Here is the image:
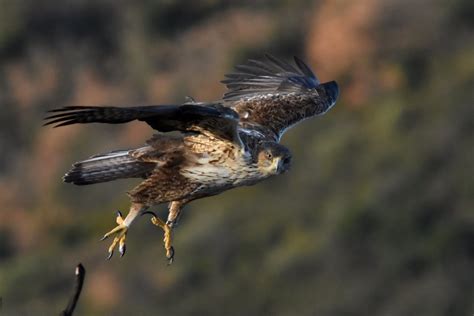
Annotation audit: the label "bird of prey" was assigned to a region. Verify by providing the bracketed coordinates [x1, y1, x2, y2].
[44, 55, 339, 263]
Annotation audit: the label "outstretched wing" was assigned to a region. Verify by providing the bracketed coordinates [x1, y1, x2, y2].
[222, 55, 339, 140]
[44, 103, 241, 144]
[223, 54, 320, 100]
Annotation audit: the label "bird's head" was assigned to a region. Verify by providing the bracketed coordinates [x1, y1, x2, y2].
[257, 142, 292, 176]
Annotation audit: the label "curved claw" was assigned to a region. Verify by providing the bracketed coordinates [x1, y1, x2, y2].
[141, 211, 158, 218]
[119, 243, 126, 257]
[100, 235, 108, 241]
[117, 210, 123, 218]
[106, 250, 114, 260]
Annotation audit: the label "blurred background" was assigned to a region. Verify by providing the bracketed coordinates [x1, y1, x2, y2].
[0, 0, 473, 315]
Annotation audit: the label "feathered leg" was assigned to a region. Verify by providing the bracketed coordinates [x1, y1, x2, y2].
[166, 201, 186, 227]
[101, 203, 147, 259]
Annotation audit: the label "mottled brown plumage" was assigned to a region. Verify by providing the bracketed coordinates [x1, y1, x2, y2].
[222, 54, 338, 141]
[44, 55, 338, 262]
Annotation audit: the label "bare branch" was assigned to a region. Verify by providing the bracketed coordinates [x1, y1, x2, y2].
[60, 263, 86, 316]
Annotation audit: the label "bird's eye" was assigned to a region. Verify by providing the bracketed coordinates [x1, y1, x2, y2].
[266, 152, 273, 159]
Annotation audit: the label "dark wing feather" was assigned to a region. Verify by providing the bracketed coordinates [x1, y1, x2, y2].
[222, 55, 339, 140]
[63, 149, 156, 185]
[44, 103, 241, 144]
[222, 54, 320, 101]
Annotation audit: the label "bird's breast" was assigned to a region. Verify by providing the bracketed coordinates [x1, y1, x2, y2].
[180, 153, 262, 189]
[181, 134, 266, 193]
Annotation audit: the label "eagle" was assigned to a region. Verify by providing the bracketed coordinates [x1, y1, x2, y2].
[44, 55, 339, 263]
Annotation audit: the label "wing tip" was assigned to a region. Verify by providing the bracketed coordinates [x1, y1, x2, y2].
[322, 80, 339, 106]
[222, 54, 321, 100]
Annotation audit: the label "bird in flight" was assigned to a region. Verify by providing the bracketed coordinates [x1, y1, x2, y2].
[44, 55, 339, 263]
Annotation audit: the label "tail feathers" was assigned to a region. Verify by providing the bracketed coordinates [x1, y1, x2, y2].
[64, 150, 156, 185]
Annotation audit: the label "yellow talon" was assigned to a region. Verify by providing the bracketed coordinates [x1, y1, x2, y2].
[101, 211, 128, 259]
[150, 216, 174, 264]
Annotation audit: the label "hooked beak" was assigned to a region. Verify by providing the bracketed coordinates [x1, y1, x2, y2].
[275, 157, 285, 174]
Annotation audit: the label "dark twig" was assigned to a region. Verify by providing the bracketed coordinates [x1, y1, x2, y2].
[61, 263, 86, 316]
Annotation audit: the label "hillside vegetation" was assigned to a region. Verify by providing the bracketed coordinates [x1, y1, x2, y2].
[0, 1, 472, 315]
